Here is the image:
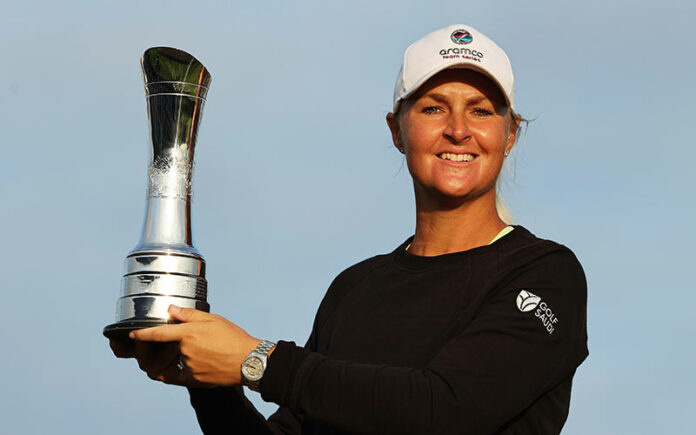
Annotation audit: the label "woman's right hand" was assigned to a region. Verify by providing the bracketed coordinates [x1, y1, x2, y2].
[109, 338, 135, 359]
[109, 338, 209, 388]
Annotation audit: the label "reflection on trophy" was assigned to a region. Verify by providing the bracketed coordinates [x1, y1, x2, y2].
[103, 47, 212, 339]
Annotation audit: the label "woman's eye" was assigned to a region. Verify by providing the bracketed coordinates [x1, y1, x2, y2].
[473, 108, 494, 116]
[421, 106, 441, 114]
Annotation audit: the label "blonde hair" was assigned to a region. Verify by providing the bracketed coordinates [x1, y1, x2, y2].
[496, 109, 526, 224]
[496, 195, 513, 224]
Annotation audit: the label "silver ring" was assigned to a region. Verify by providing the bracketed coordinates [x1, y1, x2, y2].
[176, 356, 185, 371]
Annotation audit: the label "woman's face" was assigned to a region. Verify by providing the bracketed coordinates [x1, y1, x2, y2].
[388, 69, 517, 205]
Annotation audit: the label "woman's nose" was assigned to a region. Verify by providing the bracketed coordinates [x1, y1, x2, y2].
[443, 112, 471, 144]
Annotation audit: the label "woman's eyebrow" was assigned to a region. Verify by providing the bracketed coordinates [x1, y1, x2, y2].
[420, 92, 489, 105]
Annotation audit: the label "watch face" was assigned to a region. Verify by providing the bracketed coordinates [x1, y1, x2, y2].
[242, 356, 264, 381]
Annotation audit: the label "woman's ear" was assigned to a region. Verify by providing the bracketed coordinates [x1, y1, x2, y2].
[505, 117, 520, 156]
[386, 113, 405, 154]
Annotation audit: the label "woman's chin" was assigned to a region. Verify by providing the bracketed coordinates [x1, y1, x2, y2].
[416, 182, 497, 207]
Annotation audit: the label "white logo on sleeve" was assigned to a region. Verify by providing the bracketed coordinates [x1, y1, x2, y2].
[515, 290, 559, 334]
[516, 290, 540, 312]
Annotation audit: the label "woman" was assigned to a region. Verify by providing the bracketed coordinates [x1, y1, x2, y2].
[111, 24, 588, 434]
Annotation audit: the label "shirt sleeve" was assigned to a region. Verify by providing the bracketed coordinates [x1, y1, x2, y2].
[260, 248, 588, 435]
[188, 385, 295, 435]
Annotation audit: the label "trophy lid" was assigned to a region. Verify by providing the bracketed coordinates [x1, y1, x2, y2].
[141, 47, 212, 99]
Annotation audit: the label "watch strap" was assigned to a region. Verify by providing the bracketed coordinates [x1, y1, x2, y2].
[255, 339, 276, 356]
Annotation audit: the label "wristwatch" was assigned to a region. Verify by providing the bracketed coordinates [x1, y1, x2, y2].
[241, 340, 276, 391]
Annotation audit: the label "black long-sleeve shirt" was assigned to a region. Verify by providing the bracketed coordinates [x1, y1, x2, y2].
[189, 226, 589, 434]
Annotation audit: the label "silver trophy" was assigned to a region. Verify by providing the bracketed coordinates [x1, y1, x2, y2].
[104, 47, 212, 339]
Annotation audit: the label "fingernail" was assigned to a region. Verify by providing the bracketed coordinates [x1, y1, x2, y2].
[129, 331, 135, 339]
[169, 305, 181, 315]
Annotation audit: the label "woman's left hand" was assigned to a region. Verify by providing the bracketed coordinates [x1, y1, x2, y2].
[129, 305, 262, 387]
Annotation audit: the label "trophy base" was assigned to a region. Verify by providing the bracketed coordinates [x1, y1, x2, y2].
[103, 319, 179, 340]
[105, 296, 210, 340]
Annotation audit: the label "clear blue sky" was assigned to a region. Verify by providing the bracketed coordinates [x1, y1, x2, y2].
[1, 1, 694, 433]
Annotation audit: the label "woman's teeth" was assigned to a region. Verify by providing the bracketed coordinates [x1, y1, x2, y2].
[439, 153, 475, 162]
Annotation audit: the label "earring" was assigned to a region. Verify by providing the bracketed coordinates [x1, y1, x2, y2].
[504, 149, 510, 157]
[397, 146, 405, 154]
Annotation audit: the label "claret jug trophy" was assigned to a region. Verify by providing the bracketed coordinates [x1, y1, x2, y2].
[104, 47, 212, 339]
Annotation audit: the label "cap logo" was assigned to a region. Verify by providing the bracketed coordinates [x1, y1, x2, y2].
[451, 30, 473, 45]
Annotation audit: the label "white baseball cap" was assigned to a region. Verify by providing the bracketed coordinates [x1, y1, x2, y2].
[393, 24, 514, 112]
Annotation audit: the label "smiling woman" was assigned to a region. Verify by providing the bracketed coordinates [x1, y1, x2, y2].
[110, 24, 588, 435]
[388, 69, 517, 240]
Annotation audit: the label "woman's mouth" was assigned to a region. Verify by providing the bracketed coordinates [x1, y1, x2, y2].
[438, 152, 476, 162]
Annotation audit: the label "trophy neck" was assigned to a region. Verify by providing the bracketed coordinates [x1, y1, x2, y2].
[132, 195, 199, 256]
